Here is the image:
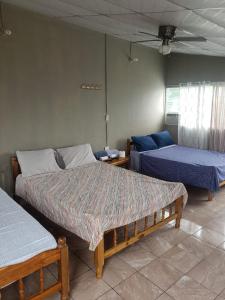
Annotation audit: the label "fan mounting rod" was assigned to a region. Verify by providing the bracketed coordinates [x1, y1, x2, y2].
[158, 25, 176, 41]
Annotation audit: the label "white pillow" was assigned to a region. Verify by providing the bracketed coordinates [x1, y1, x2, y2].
[57, 144, 96, 169]
[16, 148, 61, 177]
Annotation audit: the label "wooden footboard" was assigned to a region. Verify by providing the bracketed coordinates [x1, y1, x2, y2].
[0, 238, 69, 300]
[95, 196, 183, 278]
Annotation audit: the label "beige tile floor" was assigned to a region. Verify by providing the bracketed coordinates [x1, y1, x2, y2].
[2, 187, 225, 300]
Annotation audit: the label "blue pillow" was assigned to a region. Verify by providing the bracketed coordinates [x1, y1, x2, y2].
[94, 150, 108, 160]
[151, 130, 174, 148]
[131, 135, 158, 152]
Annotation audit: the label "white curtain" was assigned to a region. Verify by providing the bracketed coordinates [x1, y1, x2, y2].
[178, 83, 213, 149]
[209, 83, 225, 152]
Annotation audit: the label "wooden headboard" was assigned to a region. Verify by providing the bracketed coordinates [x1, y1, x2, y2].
[11, 156, 21, 183]
[12, 142, 134, 181]
[126, 138, 134, 156]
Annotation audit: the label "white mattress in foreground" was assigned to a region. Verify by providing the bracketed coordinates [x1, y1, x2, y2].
[0, 188, 57, 268]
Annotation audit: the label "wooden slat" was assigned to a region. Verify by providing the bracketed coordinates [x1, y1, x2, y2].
[0, 250, 60, 287]
[18, 279, 25, 300]
[40, 268, 44, 292]
[30, 283, 62, 300]
[113, 229, 117, 247]
[0, 238, 69, 300]
[153, 212, 157, 225]
[105, 213, 178, 259]
[124, 225, 128, 241]
[134, 221, 138, 236]
[144, 217, 148, 229]
[169, 205, 173, 216]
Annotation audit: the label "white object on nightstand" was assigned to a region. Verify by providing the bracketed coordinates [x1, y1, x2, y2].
[119, 151, 126, 158]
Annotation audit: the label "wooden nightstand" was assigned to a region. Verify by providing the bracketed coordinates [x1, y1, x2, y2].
[106, 157, 129, 168]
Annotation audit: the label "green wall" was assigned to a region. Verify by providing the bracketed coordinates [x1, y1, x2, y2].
[107, 37, 165, 149]
[166, 53, 225, 86]
[0, 4, 165, 192]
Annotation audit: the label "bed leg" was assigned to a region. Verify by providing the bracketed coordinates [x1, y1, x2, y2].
[175, 196, 183, 229]
[95, 239, 105, 279]
[58, 237, 69, 300]
[208, 191, 213, 201]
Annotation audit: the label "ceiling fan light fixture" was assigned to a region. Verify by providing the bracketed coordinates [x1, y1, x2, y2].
[138, 25, 206, 55]
[159, 40, 171, 55]
[0, 28, 12, 36]
[128, 42, 139, 63]
[128, 56, 139, 63]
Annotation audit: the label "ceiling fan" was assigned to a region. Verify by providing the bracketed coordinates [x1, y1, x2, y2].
[135, 25, 206, 55]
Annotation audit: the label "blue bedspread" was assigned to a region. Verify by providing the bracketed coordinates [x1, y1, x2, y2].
[140, 145, 225, 191]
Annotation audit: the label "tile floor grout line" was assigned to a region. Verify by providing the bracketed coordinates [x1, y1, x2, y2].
[156, 292, 176, 300]
[164, 251, 224, 298]
[109, 269, 139, 290]
[135, 270, 166, 293]
[163, 260, 221, 300]
[216, 286, 225, 299]
[96, 287, 125, 300]
[186, 264, 225, 297]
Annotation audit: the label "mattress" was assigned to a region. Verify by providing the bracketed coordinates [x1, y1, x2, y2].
[0, 188, 57, 268]
[140, 145, 225, 191]
[16, 161, 187, 251]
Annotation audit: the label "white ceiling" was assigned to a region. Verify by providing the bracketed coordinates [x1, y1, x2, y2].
[3, 0, 225, 56]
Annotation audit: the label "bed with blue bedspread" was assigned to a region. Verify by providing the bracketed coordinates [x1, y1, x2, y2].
[131, 145, 225, 193]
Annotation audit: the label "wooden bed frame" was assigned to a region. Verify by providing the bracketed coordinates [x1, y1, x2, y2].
[0, 237, 69, 300]
[11, 156, 184, 279]
[127, 138, 225, 202]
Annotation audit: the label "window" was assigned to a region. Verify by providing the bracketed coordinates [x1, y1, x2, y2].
[166, 87, 180, 114]
[165, 82, 225, 150]
[165, 87, 180, 125]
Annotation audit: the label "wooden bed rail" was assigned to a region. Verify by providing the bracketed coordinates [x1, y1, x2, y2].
[0, 238, 69, 300]
[94, 196, 183, 278]
[126, 138, 133, 156]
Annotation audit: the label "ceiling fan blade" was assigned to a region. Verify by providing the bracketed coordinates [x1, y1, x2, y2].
[134, 39, 161, 43]
[139, 31, 158, 38]
[174, 36, 207, 42]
